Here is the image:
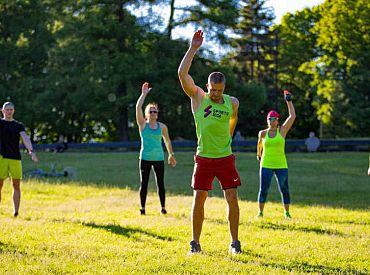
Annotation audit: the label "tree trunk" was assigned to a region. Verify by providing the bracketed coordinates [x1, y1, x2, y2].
[167, 0, 176, 39]
[118, 109, 129, 141]
[115, 1, 128, 141]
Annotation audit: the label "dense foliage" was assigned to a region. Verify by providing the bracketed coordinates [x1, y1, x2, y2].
[0, 0, 368, 142]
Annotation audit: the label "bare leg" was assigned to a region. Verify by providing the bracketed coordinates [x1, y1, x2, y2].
[259, 202, 265, 212]
[191, 190, 208, 243]
[224, 188, 239, 242]
[12, 179, 21, 215]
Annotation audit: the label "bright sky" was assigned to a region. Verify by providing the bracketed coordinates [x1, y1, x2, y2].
[170, 0, 325, 38]
[267, 0, 325, 23]
[170, 0, 326, 57]
[131, 0, 326, 56]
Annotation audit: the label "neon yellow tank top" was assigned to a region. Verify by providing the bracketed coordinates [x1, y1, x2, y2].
[261, 129, 288, 168]
[193, 94, 232, 158]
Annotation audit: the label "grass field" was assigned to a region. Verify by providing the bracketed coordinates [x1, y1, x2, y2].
[0, 151, 369, 274]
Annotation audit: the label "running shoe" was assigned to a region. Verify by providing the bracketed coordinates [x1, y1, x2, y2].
[229, 240, 242, 255]
[284, 211, 291, 219]
[188, 240, 201, 255]
[256, 211, 263, 218]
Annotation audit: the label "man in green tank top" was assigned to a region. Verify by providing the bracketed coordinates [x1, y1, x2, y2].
[178, 30, 242, 255]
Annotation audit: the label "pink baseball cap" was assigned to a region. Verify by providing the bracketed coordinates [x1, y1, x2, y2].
[267, 110, 279, 119]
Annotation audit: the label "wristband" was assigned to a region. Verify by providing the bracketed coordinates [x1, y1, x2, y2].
[285, 94, 292, 102]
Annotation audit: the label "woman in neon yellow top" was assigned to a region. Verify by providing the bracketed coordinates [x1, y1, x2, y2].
[256, 90, 296, 219]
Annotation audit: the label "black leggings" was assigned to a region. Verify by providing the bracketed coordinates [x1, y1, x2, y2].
[139, 160, 165, 208]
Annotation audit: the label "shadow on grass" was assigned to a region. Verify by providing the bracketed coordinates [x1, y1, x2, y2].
[259, 260, 367, 275]
[334, 219, 370, 226]
[232, 254, 366, 274]
[0, 241, 23, 255]
[255, 222, 345, 236]
[82, 222, 174, 241]
[0, 241, 4, 253]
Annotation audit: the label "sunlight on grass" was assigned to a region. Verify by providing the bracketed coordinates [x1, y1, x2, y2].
[1, 176, 369, 274]
[0, 151, 368, 273]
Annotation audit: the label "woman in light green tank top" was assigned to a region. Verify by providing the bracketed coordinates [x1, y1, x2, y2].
[256, 90, 296, 219]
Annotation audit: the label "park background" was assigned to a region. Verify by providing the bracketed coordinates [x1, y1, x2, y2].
[0, 0, 369, 274]
[0, 0, 369, 143]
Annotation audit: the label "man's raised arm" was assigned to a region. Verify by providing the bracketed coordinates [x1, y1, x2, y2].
[178, 30, 204, 98]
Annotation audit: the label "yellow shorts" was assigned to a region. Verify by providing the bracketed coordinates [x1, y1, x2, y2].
[0, 156, 22, 180]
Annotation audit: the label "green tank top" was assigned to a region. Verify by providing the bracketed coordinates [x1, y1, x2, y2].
[139, 122, 164, 161]
[261, 129, 288, 168]
[193, 93, 232, 158]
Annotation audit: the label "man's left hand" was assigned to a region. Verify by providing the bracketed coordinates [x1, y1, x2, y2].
[29, 152, 38, 162]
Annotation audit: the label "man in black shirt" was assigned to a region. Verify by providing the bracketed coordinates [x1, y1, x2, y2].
[0, 102, 38, 217]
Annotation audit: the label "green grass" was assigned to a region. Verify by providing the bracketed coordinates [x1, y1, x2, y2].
[0, 151, 369, 274]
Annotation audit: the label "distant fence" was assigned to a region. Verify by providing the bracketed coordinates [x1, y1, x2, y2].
[231, 139, 370, 152]
[27, 139, 370, 153]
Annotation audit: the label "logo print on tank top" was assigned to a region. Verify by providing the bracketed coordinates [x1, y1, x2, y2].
[204, 105, 212, 118]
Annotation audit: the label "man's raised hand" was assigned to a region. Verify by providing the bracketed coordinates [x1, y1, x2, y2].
[191, 30, 204, 50]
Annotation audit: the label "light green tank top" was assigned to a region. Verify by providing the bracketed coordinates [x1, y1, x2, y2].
[261, 129, 288, 168]
[139, 122, 164, 161]
[193, 93, 232, 158]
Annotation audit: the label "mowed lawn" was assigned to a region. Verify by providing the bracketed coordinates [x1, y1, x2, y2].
[0, 151, 369, 274]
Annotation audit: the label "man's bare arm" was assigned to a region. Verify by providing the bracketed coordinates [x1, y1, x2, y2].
[178, 30, 203, 99]
[20, 132, 38, 162]
[230, 97, 239, 137]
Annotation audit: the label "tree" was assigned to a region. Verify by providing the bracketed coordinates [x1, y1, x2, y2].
[133, 0, 239, 44]
[311, 0, 370, 137]
[0, 0, 55, 141]
[278, 0, 370, 138]
[220, 0, 274, 137]
[277, 7, 321, 138]
[40, 1, 152, 142]
[167, 0, 239, 43]
[230, 0, 275, 84]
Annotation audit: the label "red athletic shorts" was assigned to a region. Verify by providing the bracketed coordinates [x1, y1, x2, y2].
[192, 154, 241, 191]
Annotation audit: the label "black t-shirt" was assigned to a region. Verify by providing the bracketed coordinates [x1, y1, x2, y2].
[0, 119, 26, 160]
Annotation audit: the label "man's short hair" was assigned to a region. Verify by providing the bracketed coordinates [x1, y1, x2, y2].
[2, 101, 14, 109]
[208, 72, 226, 84]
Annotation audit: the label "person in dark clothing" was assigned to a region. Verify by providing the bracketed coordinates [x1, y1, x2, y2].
[54, 135, 68, 153]
[0, 102, 38, 217]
